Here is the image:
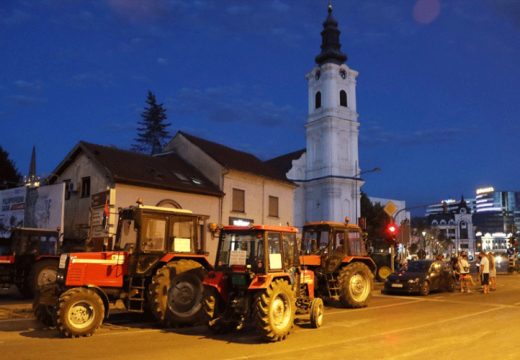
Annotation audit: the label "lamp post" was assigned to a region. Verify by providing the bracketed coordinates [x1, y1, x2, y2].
[354, 166, 381, 224]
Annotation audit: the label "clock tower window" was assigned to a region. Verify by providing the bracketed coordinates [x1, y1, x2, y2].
[315, 91, 322, 109]
[340, 90, 347, 107]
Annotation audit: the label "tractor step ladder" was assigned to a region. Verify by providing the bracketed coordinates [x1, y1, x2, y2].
[325, 273, 340, 298]
[127, 276, 146, 312]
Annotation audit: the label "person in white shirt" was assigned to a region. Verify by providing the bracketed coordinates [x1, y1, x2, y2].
[487, 252, 497, 291]
[458, 252, 471, 293]
[480, 252, 490, 294]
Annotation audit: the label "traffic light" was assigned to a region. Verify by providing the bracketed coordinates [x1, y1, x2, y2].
[385, 223, 399, 244]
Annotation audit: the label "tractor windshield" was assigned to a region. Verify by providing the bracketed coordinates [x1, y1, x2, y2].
[216, 231, 265, 272]
[301, 228, 330, 255]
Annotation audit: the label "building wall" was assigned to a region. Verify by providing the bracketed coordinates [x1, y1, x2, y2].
[222, 169, 295, 228]
[58, 152, 110, 241]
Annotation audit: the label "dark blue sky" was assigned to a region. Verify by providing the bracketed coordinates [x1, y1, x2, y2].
[2, 0, 520, 211]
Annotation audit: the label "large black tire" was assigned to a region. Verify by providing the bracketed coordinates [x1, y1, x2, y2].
[148, 259, 206, 327]
[338, 262, 373, 308]
[56, 287, 105, 337]
[33, 284, 57, 327]
[202, 286, 235, 334]
[20, 259, 59, 298]
[309, 298, 324, 328]
[253, 278, 296, 342]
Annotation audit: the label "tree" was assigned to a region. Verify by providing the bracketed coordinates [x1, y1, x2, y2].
[132, 91, 170, 155]
[360, 192, 389, 251]
[0, 145, 21, 189]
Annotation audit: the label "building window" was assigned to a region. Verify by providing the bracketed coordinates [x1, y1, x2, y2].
[81, 176, 91, 198]
[232, 188, 245, 213]
[64, 179, 72, 200]
[315, 91, 321, 109]
[340, 90, 347, 107]
[269, 196, 279, 217]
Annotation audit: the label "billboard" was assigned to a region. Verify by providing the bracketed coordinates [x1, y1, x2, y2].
[0, 187, 25, 237]
[0, 183, 65, 237]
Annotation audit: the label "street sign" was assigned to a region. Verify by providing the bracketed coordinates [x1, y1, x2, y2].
[384, 201, 398, 217]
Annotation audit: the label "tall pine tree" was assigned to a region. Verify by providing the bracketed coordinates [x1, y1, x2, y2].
[132, 91, 170, 155]
[0, 145, 21, 189]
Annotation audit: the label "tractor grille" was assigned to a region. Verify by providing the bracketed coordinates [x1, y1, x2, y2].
[67, 267, 83, 283]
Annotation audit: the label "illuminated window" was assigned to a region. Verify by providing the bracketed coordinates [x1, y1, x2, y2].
[232, 188, 245, 213]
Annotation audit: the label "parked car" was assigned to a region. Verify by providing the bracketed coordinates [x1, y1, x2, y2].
[382, 260, 455, 296]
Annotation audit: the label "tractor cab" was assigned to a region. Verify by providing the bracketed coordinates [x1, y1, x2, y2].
[10, 228, 60, 258]
[215, 225, 298, 276]
[301, 221, 369, 273]
[113, 204, 208, 276]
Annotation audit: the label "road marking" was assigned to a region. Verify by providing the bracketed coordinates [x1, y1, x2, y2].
[0, 318, 34, 324]
[223, 306, 504, 360]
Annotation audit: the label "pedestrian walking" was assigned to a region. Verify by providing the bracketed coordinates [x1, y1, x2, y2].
[488, 252, 497, 291]
[458, 251, 471, 293]
[479, 252, 490, 294]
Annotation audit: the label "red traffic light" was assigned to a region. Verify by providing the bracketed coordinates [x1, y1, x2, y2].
[386, 224, 398, 235]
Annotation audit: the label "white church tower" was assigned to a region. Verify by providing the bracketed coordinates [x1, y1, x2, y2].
[288, 5, 362, 227]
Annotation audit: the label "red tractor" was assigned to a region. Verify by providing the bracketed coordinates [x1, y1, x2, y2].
[0, 227, 62, 297]
[34, 203, 212, 337]
[203, 225, 324, 342]
[301, 221, 376, 308]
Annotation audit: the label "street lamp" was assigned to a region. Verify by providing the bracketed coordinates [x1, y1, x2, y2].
[354, 166, 381, 224]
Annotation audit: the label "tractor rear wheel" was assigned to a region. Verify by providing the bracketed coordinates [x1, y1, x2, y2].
[253, 278, 296, 342]
[33, 284, 57, 327]
[338, 262, 373, 308]
[149, 259, 206, 327]
[309, 298, 324, 328]
[19, 259, 58, 298]
[56, 287, 104, 337]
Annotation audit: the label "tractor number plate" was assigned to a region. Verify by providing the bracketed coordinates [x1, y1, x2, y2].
[391, 283, 403, 288]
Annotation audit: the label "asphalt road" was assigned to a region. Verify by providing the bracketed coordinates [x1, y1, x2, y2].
[1, 275, 520, 360]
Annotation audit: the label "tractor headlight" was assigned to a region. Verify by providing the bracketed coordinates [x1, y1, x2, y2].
[59, 254, 68, 269]
[408, 278, 419, 284]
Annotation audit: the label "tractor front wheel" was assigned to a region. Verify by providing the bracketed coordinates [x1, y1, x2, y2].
[149, 259, 206, 327]
[309, 298, 324, 328]
[253, 278, 296, 342]
[338, 262, 373, 308]
[56, 288, 104, 337]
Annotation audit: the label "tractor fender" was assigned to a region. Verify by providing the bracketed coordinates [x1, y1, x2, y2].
[158, 254, 213, 271]
[248, 273, 292, 290]
[341, 256, 377, 275]
[84, 285, 111, 320]
[202, 271, 227, 300]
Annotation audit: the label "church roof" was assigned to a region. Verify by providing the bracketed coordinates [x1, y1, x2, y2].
[50, 141, 223, 197]
[315, 5, 347, 65]
[264, 149, 305, 181]
[178, 132, 295, 185]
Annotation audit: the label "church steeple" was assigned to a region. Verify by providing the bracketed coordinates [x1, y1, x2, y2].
[315, 4, 347, 65]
